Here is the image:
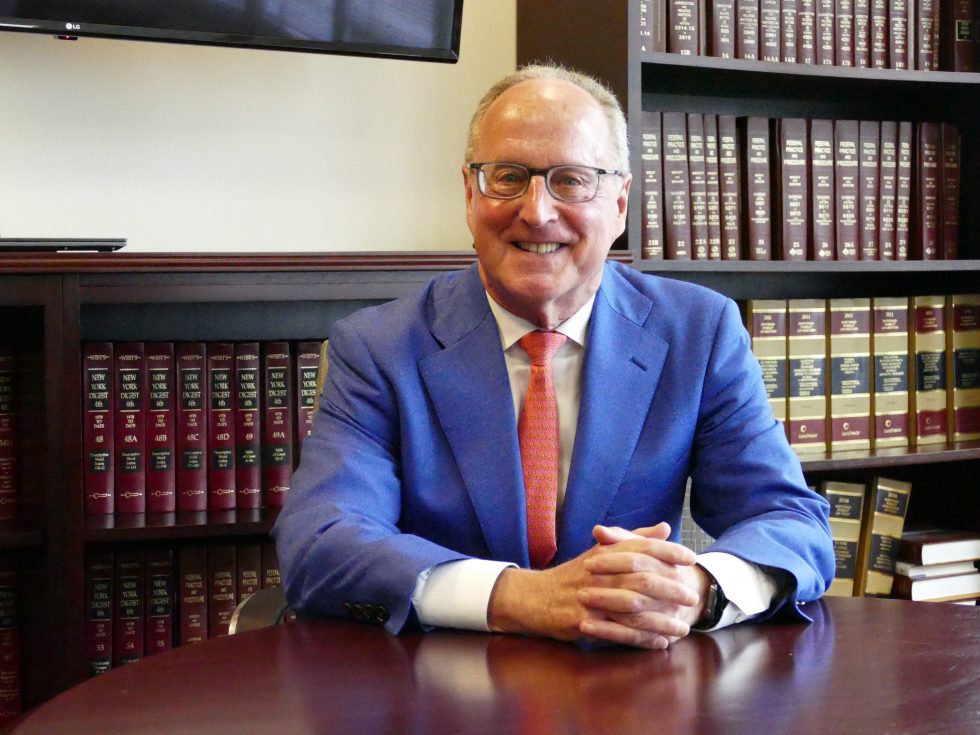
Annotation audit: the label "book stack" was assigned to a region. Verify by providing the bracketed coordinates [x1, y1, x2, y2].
[0, 347, 16, 522]
[892, 528, 980, 603]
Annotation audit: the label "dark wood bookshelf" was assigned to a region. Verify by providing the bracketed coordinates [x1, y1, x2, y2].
[83, 509, 280, 543]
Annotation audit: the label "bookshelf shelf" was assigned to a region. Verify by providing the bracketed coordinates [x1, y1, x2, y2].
[800, 441, 980, 472]
[83, 509, 281, 543]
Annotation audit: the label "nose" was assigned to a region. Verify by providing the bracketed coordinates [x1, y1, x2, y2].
[517, 174, 559, 227]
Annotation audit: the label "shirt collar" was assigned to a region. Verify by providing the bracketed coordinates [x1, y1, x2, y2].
[485, 292, 594, 351]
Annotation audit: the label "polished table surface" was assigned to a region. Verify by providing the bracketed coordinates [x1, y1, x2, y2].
[7, 597, 979, 734]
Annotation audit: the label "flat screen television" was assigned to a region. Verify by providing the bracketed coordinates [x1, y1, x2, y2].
[0, 0, 464, 62]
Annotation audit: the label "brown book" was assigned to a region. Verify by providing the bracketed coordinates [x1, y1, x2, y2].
[639, 0, 668, 52]
[175, 343, 207, 511]
[897, 528, 980, 565]
[315, 340, 331, 400]
[703, 114, 723, 259]
[871, 297, 911, 448]
[834, 120, 860, 260]
[740, 116, 772, 260]
[829, 298, 873, 451]
[83, 343, 114, 515]
[871, 0, 889, 66]
[718, 115, 742, 259]
[916, 0, 939, 68]
[889, 0, 913, 68]
[787, 299, 828, 454]
[261, 542, 282, 589]
[112, 549, 144, 666]
[687, 113, 710, 260]
[670, 0, 700, 53]
[941, 0, 976, 71]
[144, 548, 174, 657]
[798, 0, 817, 62]
[877, 121, 899, 260]
[0, 348, 15, 521]
[939, 123, 960, 260]
[234, 342, 262, 509]
[895, 121, 914, 260]
[809, 119, 835, 260]
[85, 552, 113, 676]
[208, 544, 237, 638]
[709, 0, 737, 56]
[781, 0, 799, 61]
[760, 0, 781, 60]
[816, 0, 835, 63]
[776, 118, 809, 261]
[206, 343, 236, 510]
[114, 342, 146, 513]
[914, 121, 941, 260]
[737, 0, 761, 58]
[854, 477, 913, 596]
[178, 546, 208, 646]
[295, 340, 322, 461]
[747, 300, 788, 429]
[662, 112, 692, 260]
[854, 0, 872, 65]
[892, 570, 980, 601]
[819, 480, 867, 596]
[835, 0, 856, 65]
[948, 294, 980, 441]
[145, 343, 176, 512]
[0, 559, 20, 717]
[236, 543, 262, 603]
[262, 342, 293, 508]
[858, 120, 880, 260]
[640, 111, 665, 260]
[910, 295, 949, 445]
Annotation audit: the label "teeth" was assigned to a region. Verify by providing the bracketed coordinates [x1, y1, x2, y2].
[515, 242, 561, 254]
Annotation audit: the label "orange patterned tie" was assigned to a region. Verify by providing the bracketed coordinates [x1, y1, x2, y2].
[518, 330, 567, 569]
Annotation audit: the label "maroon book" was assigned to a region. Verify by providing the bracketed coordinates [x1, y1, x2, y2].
[208, 544, 237, 638]
[206, 343, 236, 510]
[798, 0, 817, 62]
[641, 111, 665, 260]
[737, 0, 761, 58]
[834, 120, 860, 260]
[870, 0, 888, 66]
[178, 546, 208, 646]
[262, 342, 293, 508]
[662, 112, 692, 260]
[145, 343, 176, 512]
[703, 114, 723, 260]
[939, 122, 960, 260]
[708, 0, 737, 57]
[0, 559, 20, 718]
[858, 120, 880, 260]
[777, 118, 809, 261]
[889, 0, 912, 69]
[914, 121, 941, 260]
[112, 549, 144, 666]
[877, 121, 899, 260]
[295, 341, 322, 462]
[113, 342, 146, 513]
[669, 0, 700, 53]
[261, 542, 282, 589]
[835, 0, 855, 64]
[816, 0, 835, 63]
[236, 543, 262, 603]
[854, 0, 871, 65]
[175, 343, 207, 512]
[639, 0, 667, 52]
[895, 121, 914, 260]
[941, 0, 976, 71]
[810, 119, 835, 260]
[916, 0, 938, 69]
[760, 0, 781, 60]
[0, 348, 16, 521]
[85, 552, 113, 676]
[144, 548, 174, 657]
[740, 116, 772, 260]
[234, 343, 262, 509]
[718, 115, 742, 260]
[781, 0, 799, 61]
[83, 343, 114, 515]
[687, 113, 710, 260]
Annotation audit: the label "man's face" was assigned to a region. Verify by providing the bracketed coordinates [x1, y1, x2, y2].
[463, 78, 631, 328]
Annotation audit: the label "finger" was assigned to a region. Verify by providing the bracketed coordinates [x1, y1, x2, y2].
[579, 576, 699, 610]
[578, 617, 671, 650]
[628, 522, 672, 540]
[589, 537, 697, 567]
[592, 525, 633, 545]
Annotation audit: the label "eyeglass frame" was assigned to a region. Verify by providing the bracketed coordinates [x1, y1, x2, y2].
[466, 162, 626, 203]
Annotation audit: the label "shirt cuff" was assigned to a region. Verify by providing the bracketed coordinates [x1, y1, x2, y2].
[411, 559, 516, 631]
[695, 551, 779, 631]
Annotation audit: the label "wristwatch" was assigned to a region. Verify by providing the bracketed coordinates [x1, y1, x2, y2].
[692, 566, 728, 631]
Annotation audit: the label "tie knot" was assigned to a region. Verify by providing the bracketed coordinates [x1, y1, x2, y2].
[519, 330, 567, 367]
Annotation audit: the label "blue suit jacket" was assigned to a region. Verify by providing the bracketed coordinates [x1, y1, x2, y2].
[273, 262, 834, 633]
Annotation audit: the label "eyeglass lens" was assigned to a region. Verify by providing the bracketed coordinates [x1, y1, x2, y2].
[479, 164, 599, 202]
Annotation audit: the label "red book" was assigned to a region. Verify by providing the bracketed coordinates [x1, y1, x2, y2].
[175, 343, 207, 512]
[914, 121, 941, 260]
[261, 542, 282, 589]
[639, 0, 667, 52]
[949, 294, 980, 441]
[897, 528, 980, 565]
[83, 343, 114, 515]
[741, 116, 772, 260]
[939, 123, 960, 260]
[662, 112, 692, 260]
[0, 560, 20, 718]
[816, 0, 835, 63]
[0, 348, 16, 521]
[871, 0, 889, 66]
[708, 0, 737, 57]
[760, 0, 781, 60]
[916, 0, 938, 69]
[669, 0, 700, 53]
[798, 0, 817, 63]
[777, 118, 809, 261]
[295, 341, 322, 461]
[687, 113, 710, 260]
[812, 128, 840, 261]
[178, 546, 208, 646]
[144, 548, 174, 657]
[640, 111, 665, 260]
[854, 0, 871, 65]
[208, 544, 237, 638]
[834, 120, 860, 261]
[781, 0, 799, 61]
[911, 295, 948, 445]
[206, 343, 236, 510]
[234, 343, 262, 509]
[262, 342, 293, 508]
[895, 121, 913, 260]
[858, 120, 880, 260]
[737, 0, 761, 59]
[85, 552, 113, 676]
[877, 121, 899, 260]
[941, 0, 976, 71]
[835, 0, 856, 65]
[889, 0, 913, 69]
[703, 114, 723, 260]
[112, 549, 144, 666]
[114, 342, 146, 513]
[718, 115, 742, 260]
[236, 543, 262, 603]
[145, 343, 176, 512]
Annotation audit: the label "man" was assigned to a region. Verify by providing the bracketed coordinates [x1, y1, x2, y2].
[273, 64, 834, 650]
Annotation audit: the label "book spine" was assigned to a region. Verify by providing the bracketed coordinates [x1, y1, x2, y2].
[816, 0, 836, 62]
[236, 543, 262, 603]
[949, 294, 980, 441]
[858, 120, 880, 260]
[737, 0, 761, 58]
[747, 300, 789, 429]
[895, 121, 914, 260]
[914, 121, 941, 260]
[917, 0, 938, 68]
[206, 343, 236, 510]
[788, 299, 829, 453]
[760, 0, 782, 60]
[939, 123, 960, 260]
[295, 341, 322, 462]
[178, 546, 208, 645]
[829, 298, 873, 451]
[710, 0, 738, 56]
[809, 119, 836, 260]
[670, 0, 701, 53]
[871, 0, 889, 65]
[145, 343, 176, 512]
[834, 120, 860, 260]
[175, 343, 208, 512]
[112, 549, 144, 666]
[638, 0, 666, 52]
[741, 116, 772, 260]
[871, 297, 911, 448]
[662, 112, 692, 260]
[687, 113, 710, 260]
[144, 548, 174, 656]
[778, 118, 809, 261]
[0, 350, 15, 521]
[640, 111, 665, 260]
[856, 477, 912, 596]
[819, 481, 866, 596]
[114, 342, 146, 514]
[718, 115, 742, 260]
[234, 343, 262, 509]
[703, 114, 723, 260]
[781, 0, 799, 61]
[261, 542, 282, 589]
[836, 0, 856, 65]
[943, 0, 976, 71]
[855, 0, 872, 64]
[83, 343, 114, 515]
[263, 342, 293, 508]
[877, 121, 899, 259]
[889, 0, 912, 68]
[0, 560, 20, 717]
[208, 544, 237, 638]
[85, 552, 113, 676]
[911, 295, 949, 444]
[798, 0, 817, 62]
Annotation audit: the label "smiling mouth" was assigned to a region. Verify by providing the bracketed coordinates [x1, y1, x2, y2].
[514, 241, 564, 254]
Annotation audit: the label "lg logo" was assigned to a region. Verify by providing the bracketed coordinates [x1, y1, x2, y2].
[65, 22, 80, 30]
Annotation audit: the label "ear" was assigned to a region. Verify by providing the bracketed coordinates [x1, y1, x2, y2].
[615, 173, 632, 234]
[462, 164, 475, 209]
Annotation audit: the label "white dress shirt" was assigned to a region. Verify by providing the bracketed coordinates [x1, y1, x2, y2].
[411, 293, 776, 632]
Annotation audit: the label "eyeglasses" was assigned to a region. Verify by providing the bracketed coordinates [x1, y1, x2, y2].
[466, 162, 624, 203]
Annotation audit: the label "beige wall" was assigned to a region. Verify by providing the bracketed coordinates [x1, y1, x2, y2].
[0, 1, 515, 252]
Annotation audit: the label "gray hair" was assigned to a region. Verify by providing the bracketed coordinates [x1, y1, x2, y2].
[465, 63, 630, 173]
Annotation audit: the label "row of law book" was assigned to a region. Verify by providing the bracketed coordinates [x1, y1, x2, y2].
[82, 340, 329, 515]
[0, 349, 16, 522]
[822, 477, 980, 602]
[642, 113, 961, 261]
[745, 294, 980, 456]
[0, 559, 20, 718]
[638, 0, 978, 71]
[86, 541, 285, 677]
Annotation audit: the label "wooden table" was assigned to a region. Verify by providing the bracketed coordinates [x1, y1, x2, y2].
[6, 597, 979, 734]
